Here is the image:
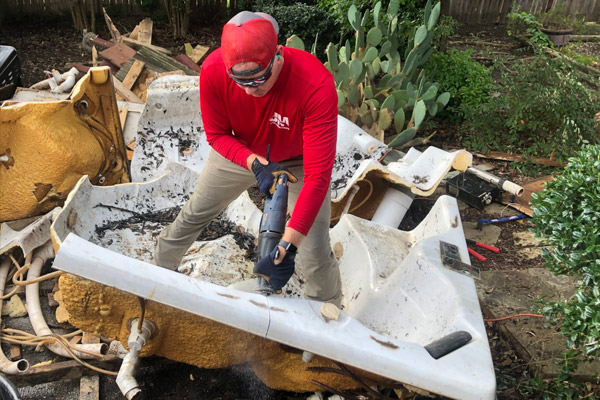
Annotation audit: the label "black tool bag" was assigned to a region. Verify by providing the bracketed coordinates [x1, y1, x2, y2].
[0, 45, 21, 101]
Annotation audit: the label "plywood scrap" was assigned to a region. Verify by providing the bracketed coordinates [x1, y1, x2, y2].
[502, 175, 554, 216]
[172, 54, 202, 73]
[134, 46, 198, 76]
[89, 36, 114, 50]
[189, 45, 210, 63]
[118, 107, 128, 130]
[99, 43, 136, 68]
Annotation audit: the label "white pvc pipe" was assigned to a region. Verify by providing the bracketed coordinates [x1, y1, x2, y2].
[30, 67, 79, 91]
[371, 186, 415, 228]
[51, 69, 78, 93]
[0, 257, 29, 374]
[25, 249, 107, 359]
[116, 319, 156, 400]
[466, 167, 524, 197]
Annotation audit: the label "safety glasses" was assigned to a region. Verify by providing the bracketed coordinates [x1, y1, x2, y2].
[227, 56, 276, 87]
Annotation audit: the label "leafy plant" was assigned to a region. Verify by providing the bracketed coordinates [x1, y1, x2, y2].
[538, 2, 577, 31]
[507, 9, 551, 47]
[254, 0, 338, 58]
[531, 144, 600, 358]
[312, 0, 449, 146]
[464, 55, 600, 161]
[424, 49, 493, 122]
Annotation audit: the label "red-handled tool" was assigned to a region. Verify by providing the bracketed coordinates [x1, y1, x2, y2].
[466, 239, 500, 253]
[468, 247, 487, 262]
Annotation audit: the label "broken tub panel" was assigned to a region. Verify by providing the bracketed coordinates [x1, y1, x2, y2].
[0, 67, 130, 222]
[51, 163, 495, 399]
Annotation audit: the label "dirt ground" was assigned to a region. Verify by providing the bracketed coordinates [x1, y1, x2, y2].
[0, 14, 586, 400]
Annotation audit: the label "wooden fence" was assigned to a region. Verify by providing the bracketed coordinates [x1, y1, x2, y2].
[442, 0, 600, 24]
[4, 0, 233, 18]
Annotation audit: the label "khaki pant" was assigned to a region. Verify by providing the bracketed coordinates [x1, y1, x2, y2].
[155, 150, 342, 305]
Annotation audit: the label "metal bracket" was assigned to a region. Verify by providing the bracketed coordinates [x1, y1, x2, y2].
[440, 241, 481, 280]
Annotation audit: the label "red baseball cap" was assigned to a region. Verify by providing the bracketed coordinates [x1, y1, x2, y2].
[221, 11, 279, 75]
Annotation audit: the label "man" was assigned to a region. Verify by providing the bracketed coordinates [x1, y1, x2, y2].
[154, 11, 342, 307]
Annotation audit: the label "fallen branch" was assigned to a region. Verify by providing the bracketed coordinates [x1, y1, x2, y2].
[449, 40, 519, 48]
[568, 35, 600, 42]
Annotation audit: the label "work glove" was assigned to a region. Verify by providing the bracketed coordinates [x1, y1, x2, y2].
[253, 246, 296, 291]
[251, 158, 298, 195]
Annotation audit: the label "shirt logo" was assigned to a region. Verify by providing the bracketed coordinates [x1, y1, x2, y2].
[269, 112, 290, 130]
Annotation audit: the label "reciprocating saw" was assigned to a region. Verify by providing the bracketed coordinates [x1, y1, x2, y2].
[256, 173, 289, 295]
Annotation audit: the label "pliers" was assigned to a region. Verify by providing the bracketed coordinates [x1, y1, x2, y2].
[466, 239, 499, 262]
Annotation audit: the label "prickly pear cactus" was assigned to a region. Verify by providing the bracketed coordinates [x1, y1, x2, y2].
[324, 0, 450, 146]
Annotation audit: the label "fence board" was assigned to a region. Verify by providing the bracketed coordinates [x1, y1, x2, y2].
[445, 0, 599, 23]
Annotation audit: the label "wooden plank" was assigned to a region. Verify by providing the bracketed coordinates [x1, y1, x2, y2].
[80, 375, 100, 400]
[119, 107, 129, 130]
[90, 36, 114, 50]
[172, 54, 202, 73]
[137, 18, 153, 45]
[72, 62, 90, 74]
[129, 24, 140, 40]
[99, 43, 136, 68]
[112, 76, 144, 104]
[122, 59, 146, 89]
[189, 45, 210, 64]
[122, 37, 171, 55]
[134, 46, 198, 76]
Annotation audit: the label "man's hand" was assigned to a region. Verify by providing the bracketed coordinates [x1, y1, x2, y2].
[253, 245, 296, 291]
[251, 158, 298, 195]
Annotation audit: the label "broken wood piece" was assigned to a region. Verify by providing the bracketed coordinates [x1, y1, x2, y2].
[472, 151, 565, 167]
[70, 335, 82, 345]
[99, 43, 136, 68]
[189, 45, 210, 64]
[9, 344, 21, 360]
[122, 60, 145, 90]
[89, 37, 114, 50]
[134, 46, 198, 76]
[184, 43, 194, 56]
[119, 106, 129, 131]
[82, 332, 101, 344]
[501, 175, 554, 217]
[72, 62, 90, 74]
[92, 46, 98, 68]
[172, 54, 202, 73]
[102, 7, 121, 43]
[99, 60, 119, 76]
[112, 76, 144, 104]
[129, 24, 140, 40]
[122, 37, 171, 55]
[80, 375, 100, 400]
[137, 18, 153, 45]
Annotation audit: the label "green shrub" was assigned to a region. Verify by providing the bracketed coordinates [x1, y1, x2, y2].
[531, 144, 600, 357]
[464, 55, 600, 161]
[253, 0, 339, 58]
[424, 49, 493, 122]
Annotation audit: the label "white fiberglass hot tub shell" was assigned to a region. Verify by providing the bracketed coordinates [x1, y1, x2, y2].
[51, 166, 495, 400]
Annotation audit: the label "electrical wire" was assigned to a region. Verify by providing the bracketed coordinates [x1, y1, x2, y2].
[1, 328, 117, 376]
[484, 313, 543, 322]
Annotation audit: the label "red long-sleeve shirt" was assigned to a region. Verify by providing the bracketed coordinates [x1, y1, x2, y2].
[199, 47, 338, 235]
